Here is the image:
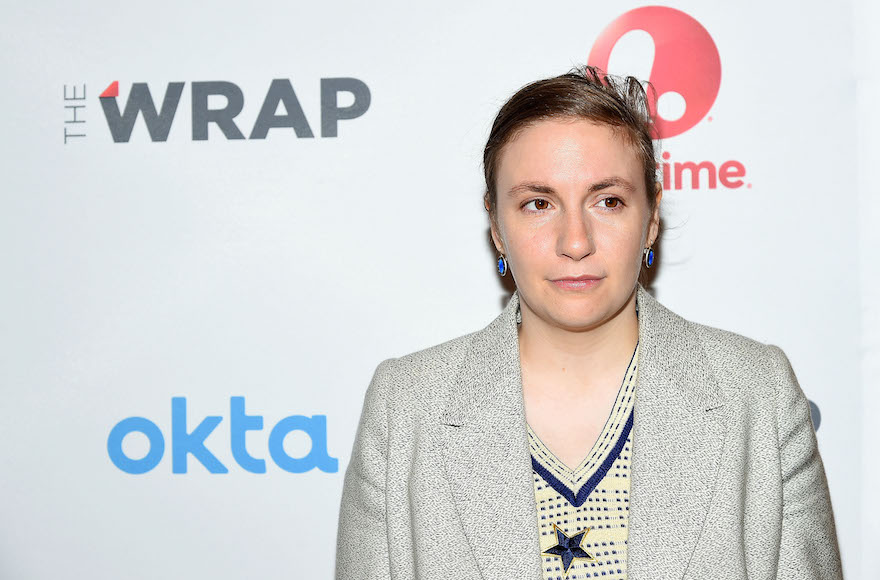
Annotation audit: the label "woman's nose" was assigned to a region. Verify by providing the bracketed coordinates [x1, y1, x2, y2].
[557, 210, 596, 260]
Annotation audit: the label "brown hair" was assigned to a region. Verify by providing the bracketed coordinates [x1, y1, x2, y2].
[482, 65, 659, 227]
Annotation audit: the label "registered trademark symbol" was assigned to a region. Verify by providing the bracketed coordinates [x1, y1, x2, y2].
[747, 183, 752, 189]
[707, 116, 713, 122]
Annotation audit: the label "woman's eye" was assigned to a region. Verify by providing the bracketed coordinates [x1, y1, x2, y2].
[600, 197, 622, 209]
[524, 199, 550, 211]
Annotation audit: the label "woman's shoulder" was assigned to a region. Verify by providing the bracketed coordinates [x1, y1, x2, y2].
[375, 293, 519, 384]
[681, 314, 797, 402]
[688, 318, 775, 360]
[642, 286, 782, 372]
[364, 325, 485, 409]
[381, 329, 479, 380]
[356, 327, 489, 427]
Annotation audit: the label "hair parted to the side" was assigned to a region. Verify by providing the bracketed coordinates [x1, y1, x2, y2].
[482, 65, 660, 229]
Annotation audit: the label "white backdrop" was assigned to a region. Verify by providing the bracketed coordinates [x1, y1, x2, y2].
[0, 1, 874, 578]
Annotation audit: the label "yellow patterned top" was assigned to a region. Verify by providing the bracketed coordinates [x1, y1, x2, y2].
[528, 342, 638, 580]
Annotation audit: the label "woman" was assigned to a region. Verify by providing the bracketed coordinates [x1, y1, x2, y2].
[335, 66, 843, 580]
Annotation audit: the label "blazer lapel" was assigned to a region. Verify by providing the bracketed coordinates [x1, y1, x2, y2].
[438, 285, 728, 580]
[438, 291, 542, 579]
[627, 285, 728, 580]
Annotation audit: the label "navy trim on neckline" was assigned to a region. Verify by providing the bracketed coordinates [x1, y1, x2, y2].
[531, 408, 634, 508]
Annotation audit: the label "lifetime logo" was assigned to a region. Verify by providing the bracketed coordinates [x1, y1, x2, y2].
[107, 397, 338, 474]
[97, 77, 370, 143]
[588, 6, 749, 191]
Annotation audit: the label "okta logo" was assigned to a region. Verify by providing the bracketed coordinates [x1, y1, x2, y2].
[107, 397, 338, 474]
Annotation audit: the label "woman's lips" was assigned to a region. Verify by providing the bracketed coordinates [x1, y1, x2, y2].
[550, 277, 603, 290]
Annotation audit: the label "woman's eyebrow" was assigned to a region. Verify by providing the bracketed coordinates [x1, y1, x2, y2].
[590, 176, 636, 193]
[506, 182, 555, 197]
[506, 176, 635, 197]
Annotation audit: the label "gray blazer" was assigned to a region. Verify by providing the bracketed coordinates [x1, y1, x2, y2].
[335, 285, 843, 579]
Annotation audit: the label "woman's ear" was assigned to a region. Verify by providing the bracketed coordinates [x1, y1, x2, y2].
[489, 218, 505, 255]
[648, 183, 663, 245]
[486, 200, 505, 255]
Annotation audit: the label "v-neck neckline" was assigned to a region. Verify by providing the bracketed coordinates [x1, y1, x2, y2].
[526, 341, 639, 481]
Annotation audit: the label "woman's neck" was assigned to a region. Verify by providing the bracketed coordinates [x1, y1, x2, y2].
[516, 288, 639, 390]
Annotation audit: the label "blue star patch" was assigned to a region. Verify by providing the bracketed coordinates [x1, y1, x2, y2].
[541, 523, 596, 573]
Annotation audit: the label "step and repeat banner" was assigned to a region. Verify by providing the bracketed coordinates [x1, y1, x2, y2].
[1, 1, 875, 578]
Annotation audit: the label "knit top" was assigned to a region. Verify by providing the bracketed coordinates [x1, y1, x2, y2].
[528, 342, 638, 579]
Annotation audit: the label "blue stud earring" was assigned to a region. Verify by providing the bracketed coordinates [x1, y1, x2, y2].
[497, 254, 508, 276]
[643, 246, 655, 269]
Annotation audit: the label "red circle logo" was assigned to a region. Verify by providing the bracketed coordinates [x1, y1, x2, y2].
[588, 6, 721, 139]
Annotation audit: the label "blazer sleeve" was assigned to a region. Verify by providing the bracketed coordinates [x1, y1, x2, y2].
[335, 358, 396, 580]
[767, 345, 844, 579]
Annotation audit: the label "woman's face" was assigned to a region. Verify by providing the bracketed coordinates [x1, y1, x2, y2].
[489, 118, 661, 332]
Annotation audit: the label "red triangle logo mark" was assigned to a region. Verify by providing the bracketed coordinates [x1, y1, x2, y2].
[100, 81, 119, 98]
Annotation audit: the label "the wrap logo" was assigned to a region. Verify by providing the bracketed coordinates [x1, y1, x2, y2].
[62, 77, 370, 144]
[107, 397, 338, 474]
[588, 6, 748, 191]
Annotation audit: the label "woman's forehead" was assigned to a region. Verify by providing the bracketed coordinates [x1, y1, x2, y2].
[497, 118, 643, 189]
